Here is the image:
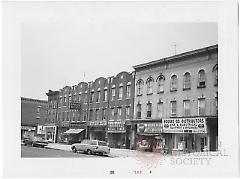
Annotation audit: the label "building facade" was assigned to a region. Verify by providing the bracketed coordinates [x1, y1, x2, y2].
[21, 97, 48, 139]
[132, 45, 218, 154]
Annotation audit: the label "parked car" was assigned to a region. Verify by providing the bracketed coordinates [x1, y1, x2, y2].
[137, 140, 152, 152]
[23, 136, 48, 148]
[71, 140, 110, 156]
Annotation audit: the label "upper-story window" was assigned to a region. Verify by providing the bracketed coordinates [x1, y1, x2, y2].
[157, 100, 163, 119]
[119, 86, 123, 99]
[102, 108, 106, 120]
[117, 107, 122, 119]
[198, 69, 206, 88]
[146, 77, 154, 95]
[183, 100, 191, 116]
[36, 106, 40, 114]
[183, 72, 191, 90]
[96, 109, 100, 120]
[78, 94, 81, 102]
[170, 75, 178, 92]
[69, 95, 72, 102]
[103, 89, 108, 101]
[89, 110, 93, 121]
[213, 64, 218, 86]
[90, 92, 94, 103]
[111, 88, 116, 100]
[126, 106, 130, 118]
[136, 103, 141, 119]
[64, 97, 67, 106]
[84, 94, 88, 103]
[171, 100, 177, 116]
[198, 98, 206, 116]
[126, 85, 131, 98]
[157, 74, 165, 93]
[96, 91, 100, 102]
[146, 102, 152, 118]
[111, 108, 115, 117]
[136, 79, 144, 96]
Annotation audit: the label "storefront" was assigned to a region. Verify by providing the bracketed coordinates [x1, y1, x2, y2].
[107, 121, 126, 148]
[43, 125, 57, 143]
[63, 122, 86, 144]
[21, 125, 36, 139]
[162, 117, 208, 154]
[135, 121, 165, 153]
[88, 120, 107, 141]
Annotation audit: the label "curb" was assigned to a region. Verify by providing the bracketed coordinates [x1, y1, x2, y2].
[45, 146, 72, 152]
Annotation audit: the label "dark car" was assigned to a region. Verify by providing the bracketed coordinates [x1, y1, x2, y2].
[23, 136, 48, 148]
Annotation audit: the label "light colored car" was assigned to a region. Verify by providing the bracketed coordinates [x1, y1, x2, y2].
[71, 140, 110, 156]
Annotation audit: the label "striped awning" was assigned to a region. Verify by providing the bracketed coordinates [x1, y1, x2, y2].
[64, 129, 85, 134]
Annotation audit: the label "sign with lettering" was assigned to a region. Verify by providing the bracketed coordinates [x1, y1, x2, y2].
[137, 122, 162, 134]
[107, 121, 125, 132]
[162, 118, 207, 133]
[70, 102, 81, 110]
[89, 121, 107, 126]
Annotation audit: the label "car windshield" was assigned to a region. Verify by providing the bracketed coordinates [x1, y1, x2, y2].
[81, 140, 89, 144]
[98, 141, 107, 146]
[90, 141, 97, 145]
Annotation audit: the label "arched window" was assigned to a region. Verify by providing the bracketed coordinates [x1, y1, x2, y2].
[146, 77, 154, 94]
[170, 75, 178, 91]
[183, 72, 191, 90]
[213, 64, 218, 86]
[136, 79, 144, 96]
[157, 100, 163, 118]
[146, 102, 152, 118]
[198, 70, 206, 88]
[156, 74, 165, 93]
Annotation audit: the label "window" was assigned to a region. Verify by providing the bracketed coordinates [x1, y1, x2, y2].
[117, 107, 122, 119]
[96, 91, 100, 102]
[78, 94, 81, 102]
[84, 94, 88, 103]
[64, 97, 66, 105]
[103, 90, 108, 101]
[146, 102, 152, 118]
[62, 112, 65, 121]
[83, 110, 87, 121]
[67, 112, 69, 121]
[171, 101, 177, 116]
[198, 70, 206, 88]
[136, 103, 141, 118]
[158, 78, 165, 93]
[72, 111, 75, 121]
[90, 92, 94, 103]
[119, 86, 123, 99]
[136, 79, 144, 96]
[126, 106, 130, 118]
[126, 85, 131, 98]
[73, 94, 76, 102]
[157, 101, 163, 118]
[69, 95, 72, 102]
[111, 108, 115, 117]
[183, 72, 191, 90]
[111, 88, 115, 100]
[96, 109, 100, 120]
[36, 106, 40, 114]
[89, 110, 93, 121]
[198, 98, 206, 116]
[102, 108, 106, 120]
[213, 64, 218, 86]
[170, 75, 178, 91]
[183, 100, 191, 116]
[146, 77, 154, 94]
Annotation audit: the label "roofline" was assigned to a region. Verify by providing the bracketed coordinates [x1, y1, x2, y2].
[133, 44, 218, 70]
[21, 97, 48, 103]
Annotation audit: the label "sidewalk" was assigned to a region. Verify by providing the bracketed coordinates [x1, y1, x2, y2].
[45, 143, 137, 157]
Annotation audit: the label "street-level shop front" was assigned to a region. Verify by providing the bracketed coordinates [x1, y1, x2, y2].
[88, 121, 107, 141]
[162, 117, 215, 154]
[63, 122, 86, 144]
[43, 125, 57, 143]
[107, 121, 126, 148]
[21, 125, 36, 139]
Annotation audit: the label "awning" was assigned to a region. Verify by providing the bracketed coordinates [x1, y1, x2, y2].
[64, 129, 85, 134]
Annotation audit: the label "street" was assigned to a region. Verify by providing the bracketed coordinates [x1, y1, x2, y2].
[21, 145, 111, 158]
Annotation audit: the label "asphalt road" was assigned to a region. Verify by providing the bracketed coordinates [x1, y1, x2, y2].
[21, 145, 111, 158]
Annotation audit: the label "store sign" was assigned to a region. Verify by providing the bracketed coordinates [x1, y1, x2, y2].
[70, 102, 81, 110]
[137, 122, 162, 134]
[89, 121, 107, 126]
[107, 121, 125, 132]
[21, 126, 36, 131]
[162, 118, 207, 133]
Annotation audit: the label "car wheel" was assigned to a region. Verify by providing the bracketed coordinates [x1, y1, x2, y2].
[72, 147, 77, 153]
[99, 152, 103, 156]
[87, 149, 92, 155]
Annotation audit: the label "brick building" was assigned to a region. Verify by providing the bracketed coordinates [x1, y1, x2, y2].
[21, 97, 48, 139]
[132, 44, 218, 153]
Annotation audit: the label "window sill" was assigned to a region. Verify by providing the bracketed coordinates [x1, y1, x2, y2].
[183, 87, 191, 91]
[197, 85, 206, 89]
[147, 93, 153, 95]
[137, 94, 142, 97]
[157, 91, 164, 94]
[171, 114, 177, 116]
[170, 89, 177, 92]
[146, 117, 152, 119]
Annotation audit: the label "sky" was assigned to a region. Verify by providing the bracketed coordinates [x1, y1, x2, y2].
[21, 22, 217, 100]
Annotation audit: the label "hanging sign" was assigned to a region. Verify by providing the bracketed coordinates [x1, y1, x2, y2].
[162, 118, 207, 133]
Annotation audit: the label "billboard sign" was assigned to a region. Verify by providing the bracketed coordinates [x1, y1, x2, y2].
[162, 118, 207, 133]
